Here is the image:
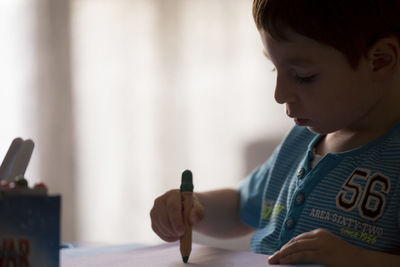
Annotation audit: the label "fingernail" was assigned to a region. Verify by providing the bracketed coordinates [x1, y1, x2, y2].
[268, 255, 274, 261]
[268, 253, 278, 264]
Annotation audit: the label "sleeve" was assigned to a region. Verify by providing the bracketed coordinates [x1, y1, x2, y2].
[238, 147, 279, 229]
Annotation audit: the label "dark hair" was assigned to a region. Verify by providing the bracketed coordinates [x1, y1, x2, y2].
[253, 0, 400, 68]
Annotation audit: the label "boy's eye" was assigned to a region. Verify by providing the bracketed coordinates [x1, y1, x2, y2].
[294, 73, 317, 83]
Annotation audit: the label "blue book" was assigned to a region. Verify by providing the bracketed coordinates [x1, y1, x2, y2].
[0, 195, 61, 267]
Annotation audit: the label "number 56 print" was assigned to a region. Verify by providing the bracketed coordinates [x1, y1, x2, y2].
[336, 168, 391, 221]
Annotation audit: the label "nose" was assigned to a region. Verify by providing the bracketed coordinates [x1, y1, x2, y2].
[274, 73, 296, 104]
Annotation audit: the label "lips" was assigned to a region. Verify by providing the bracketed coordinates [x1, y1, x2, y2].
[286, 107, 309, 125]
[288, 113, 309, 126]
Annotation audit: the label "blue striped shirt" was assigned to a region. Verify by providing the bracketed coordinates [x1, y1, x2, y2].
[239, 123, 400, 254]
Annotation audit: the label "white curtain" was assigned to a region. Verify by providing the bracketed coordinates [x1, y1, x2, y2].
[0, 0, 76, 242]
[0, 0, 292, 247]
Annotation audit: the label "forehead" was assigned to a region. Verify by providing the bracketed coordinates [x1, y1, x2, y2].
[259, 28, 340, 67]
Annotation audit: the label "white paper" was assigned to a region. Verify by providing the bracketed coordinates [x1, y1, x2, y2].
[61, 242, 322, 267]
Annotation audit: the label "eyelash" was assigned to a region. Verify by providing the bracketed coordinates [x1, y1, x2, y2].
[294, 74, 317, 83]
[271, 67, 317, 84]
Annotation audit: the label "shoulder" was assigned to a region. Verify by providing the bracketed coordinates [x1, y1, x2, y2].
[370, 120, 400, 158]
[384, 121, 400, 145]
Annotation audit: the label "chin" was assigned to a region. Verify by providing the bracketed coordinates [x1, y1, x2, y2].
[306, 126, 334, 135]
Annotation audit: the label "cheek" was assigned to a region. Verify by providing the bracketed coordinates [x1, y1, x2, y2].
[303, 79, 358, 118]
[317, 72, 364, 105]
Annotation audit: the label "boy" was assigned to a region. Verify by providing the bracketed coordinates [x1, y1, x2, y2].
[150, 1, 400, 266]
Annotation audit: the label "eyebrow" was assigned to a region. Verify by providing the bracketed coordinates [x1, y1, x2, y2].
[263, 50, 314, 67]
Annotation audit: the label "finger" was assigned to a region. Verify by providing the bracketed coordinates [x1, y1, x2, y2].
[297, 228, 330, 239]
[165, 191, 185, 236]
[150, 191, 182, 241]
[281, 238, 318, 256]
[287, 229, 320, 242]
[159, 206, 182, 240]
[281, 235, 318, 251]
[282, 228, 327, 250]
[150, 202, 179, 241]
[151, 222, 179, 242]
[269, 239, 318, 264]
[281, 233, 309, 250]
[150, 209, 171, 241]
[277, 250, 323, 265]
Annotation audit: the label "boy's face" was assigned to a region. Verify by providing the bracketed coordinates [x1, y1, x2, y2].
[260, 28, 384, 135]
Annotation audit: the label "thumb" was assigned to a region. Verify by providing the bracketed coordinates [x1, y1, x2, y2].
[189, 199, 205, 225]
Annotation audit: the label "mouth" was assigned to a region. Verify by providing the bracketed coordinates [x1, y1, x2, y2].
[286, 108, 309, 126]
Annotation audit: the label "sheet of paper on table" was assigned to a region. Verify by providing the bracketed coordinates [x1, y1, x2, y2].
[61, 242, 323, 267]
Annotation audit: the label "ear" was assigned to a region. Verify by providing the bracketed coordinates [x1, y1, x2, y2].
[367, 36, 400, 79]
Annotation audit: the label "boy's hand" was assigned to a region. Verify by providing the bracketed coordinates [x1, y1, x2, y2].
[150, 189, 205, 242]
[268, 228, 363, 267]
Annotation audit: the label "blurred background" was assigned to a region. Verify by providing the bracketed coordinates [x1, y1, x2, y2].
[0, 0, 292, 250]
